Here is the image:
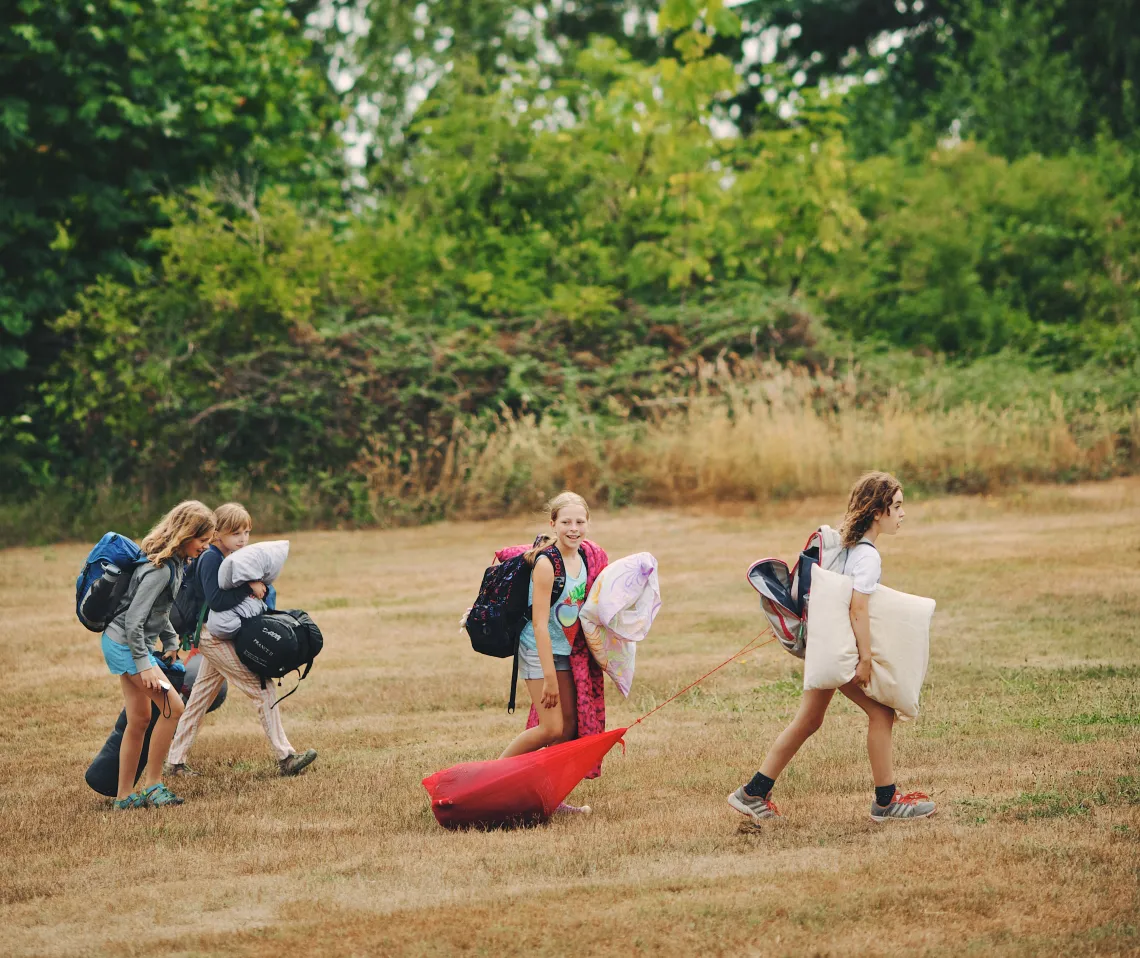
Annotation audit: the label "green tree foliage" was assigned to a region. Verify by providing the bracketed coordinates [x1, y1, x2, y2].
[0, 0, 342, 408]
[4, 0, 1140, 516]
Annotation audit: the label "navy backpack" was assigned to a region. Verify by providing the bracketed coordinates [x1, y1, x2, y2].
[465, 543, 568, 712]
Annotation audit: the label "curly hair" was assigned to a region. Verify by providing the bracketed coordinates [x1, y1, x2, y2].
[140, 500, 216, 568]
[839, 472, 902, 548]
[524, 491, 590, 565]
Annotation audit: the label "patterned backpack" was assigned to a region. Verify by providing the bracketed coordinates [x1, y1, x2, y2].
[746, 525, 847, 658]
[465, 542, 567, 712]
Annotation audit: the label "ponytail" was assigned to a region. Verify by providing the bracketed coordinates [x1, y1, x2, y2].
[523, 534, 558, 566]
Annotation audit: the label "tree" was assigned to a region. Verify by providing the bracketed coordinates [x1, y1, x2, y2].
[0, 0, 342, 414]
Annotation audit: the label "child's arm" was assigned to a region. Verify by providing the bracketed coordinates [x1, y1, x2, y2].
[124, 569, 168, 682]
[849, 590, 872, 688]
[531, 557, 560, 709]
[198, 550, 254, 613]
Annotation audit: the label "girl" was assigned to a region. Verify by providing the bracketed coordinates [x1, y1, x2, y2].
[728, 472, 936, 823]
[167, 503, 317, 778]
[499, 492, 604, 765]
[103, 500, 215, 809]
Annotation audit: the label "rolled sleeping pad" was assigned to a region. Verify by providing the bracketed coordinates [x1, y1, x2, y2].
[84, 656, 228, 797]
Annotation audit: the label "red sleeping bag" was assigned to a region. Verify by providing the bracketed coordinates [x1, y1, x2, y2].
[423, 728, 627, 829]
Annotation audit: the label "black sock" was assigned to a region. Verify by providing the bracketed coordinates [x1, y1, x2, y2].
[875, 784, 897, 807]
[744, 772, 776, 799]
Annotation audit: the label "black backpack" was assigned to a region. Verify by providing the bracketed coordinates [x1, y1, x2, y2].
[465, 544, 570, 712]
[169, 555, 205, 639]
[234, 609, 324, 706]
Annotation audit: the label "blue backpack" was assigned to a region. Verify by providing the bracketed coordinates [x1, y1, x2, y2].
[75, 532, 172, 632]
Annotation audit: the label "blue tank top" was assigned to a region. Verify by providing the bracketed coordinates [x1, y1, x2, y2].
[518, 552, 588, 656]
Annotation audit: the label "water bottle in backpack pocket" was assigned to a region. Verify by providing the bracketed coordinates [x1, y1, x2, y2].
[75, 532, 157, 632]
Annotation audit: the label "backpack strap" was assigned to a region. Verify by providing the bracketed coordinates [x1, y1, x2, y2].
[540, 545, 567, 606]
[508, 649, 520, 714]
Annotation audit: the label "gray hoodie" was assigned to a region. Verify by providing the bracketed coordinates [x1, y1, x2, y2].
[104, 562, 185, 671]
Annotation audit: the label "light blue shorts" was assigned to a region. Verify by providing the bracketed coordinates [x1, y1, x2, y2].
[101, 634, 159, 676]
[518, 644, 572, 681]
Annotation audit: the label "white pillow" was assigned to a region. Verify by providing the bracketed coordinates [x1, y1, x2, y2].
[218, 540, 290, 588]
[803, 566, 858, 691]
[207, 541, 290, 637]
[866, 584, 936, 720]
[802, 565, 935, 720]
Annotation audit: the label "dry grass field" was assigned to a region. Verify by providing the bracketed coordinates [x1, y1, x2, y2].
[2, 480, 1138, 957]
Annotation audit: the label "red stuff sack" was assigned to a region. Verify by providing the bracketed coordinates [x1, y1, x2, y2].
[422, 728, 627, 830]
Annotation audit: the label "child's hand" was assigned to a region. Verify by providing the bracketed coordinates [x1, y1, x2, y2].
[249, 580, 268, 600]
[541, 678, 560, 709]
[139, 666, 165, 690]
[160, 648, 179, 665]
[854, 657, 871, 689]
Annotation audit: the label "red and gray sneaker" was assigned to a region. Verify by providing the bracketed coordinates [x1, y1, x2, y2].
[727, 786, 781, 823]
[870, 790, 936, 822]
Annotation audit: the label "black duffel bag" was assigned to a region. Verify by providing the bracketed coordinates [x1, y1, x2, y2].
[234, 608, 323, 706]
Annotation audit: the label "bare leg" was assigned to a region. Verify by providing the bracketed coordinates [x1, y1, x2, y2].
[757, 688, 835, 780]
[838, 681, 896, 787]
[117, 675, 153, 800]
[556, 670, 577, 743]
[120, 672, 186, 790]
[499, 678, 565, 758]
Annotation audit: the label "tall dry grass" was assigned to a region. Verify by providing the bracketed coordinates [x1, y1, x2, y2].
[352, 365, 1132, 518]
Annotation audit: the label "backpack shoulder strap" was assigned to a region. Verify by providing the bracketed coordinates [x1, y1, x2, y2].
[540, 545, 567, 605]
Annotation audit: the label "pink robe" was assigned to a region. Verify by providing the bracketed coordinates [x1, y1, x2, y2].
[494, 539, 610, 778]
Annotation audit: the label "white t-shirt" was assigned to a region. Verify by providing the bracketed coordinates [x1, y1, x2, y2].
[843, 540, 881, 594]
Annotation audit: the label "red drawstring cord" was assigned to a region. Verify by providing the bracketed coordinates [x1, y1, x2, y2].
[632, 627, 777, 726]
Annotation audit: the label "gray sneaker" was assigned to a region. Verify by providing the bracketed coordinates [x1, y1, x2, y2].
[870, 790, 936, 822]
[278, 749, 318, 777]
[727, 785, 782, 823]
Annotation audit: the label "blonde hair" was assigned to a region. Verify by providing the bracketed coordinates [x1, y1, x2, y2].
[524, 491, 591, 565]
[839, 472, 902, 548]
[214, 502, 253, 538]
[140, 500, 216, 568]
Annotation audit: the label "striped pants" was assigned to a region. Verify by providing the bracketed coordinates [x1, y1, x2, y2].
[169, 629, 295, 764]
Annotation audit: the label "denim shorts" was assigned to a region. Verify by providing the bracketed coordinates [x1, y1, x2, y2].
[518, 644, 572, 681]
[101, 634, 159, 676]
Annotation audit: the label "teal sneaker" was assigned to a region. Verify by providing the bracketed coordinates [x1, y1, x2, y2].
[141, 783, 184, 807]
[112, 792, 147, 810]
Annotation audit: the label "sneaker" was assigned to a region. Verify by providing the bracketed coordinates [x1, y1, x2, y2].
[278, 749, 318, 777]
[554, 801, 592, 816]
[166, 762, 200, 778]
[727, 785, 782, 823]
[870, 790, 936, 822]
[112, 792, 147, 810]
[141, 783, 184, 807]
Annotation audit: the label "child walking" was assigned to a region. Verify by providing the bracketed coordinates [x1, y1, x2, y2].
[728, 472, 936, 823]
[167, 503, 317, 778]
[102, 500, 215, 809]
[499, 492, 602, 763]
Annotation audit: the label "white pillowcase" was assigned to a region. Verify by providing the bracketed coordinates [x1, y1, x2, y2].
[803, 565, 935, 720]
[218, 540, 290, 588]
[803, 566, 858, 691]
[206, 540, 290, 638]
